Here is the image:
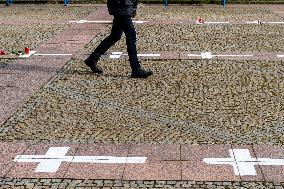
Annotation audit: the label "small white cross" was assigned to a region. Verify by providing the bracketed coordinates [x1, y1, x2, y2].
[203, 149, 284, 176]
[188, 52, 253, 59]
[19, 51, 37, 58]
[109, 52, 160, 59]
[201, 52, 213, 59]
[109, 52, 123, 59]
[14, 147, 147, 173]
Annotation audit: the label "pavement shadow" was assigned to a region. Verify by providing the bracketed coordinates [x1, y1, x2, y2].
[1, 64, 59, 73]
[60, 69, 130, 79]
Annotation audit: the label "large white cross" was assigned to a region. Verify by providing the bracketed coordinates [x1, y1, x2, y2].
[203, 149, 284, 176]
[14, 147, 147, 173]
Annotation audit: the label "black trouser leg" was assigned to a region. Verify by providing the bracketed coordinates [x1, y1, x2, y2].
[88, 17, 123, 61]
[119, 16, 141, 71]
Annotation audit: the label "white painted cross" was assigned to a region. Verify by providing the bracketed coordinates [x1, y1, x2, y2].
[204, 21, 230, 24]
[69, 20, 148, 24]
[69, 20, 112, 24]
[34, 53, 72, 56]
[245, 21, 265, 24]
[19, 51, 37, 58]
[14, 147, 147, 173]
[109, 52, 160, 59]
[203, 149, 284, 176]
[188, 52, 253, 59]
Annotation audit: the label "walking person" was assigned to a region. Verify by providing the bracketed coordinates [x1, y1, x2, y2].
[84, 0, 153, 78]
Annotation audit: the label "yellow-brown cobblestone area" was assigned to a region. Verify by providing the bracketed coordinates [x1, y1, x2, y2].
[1, 58, 283, 144]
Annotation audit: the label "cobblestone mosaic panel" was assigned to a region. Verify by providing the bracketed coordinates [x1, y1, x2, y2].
[0, 24, 68, 53]
[0, 58, 283, 145]
[0, 5, 95, 20]
[85, 24, 284, 53]
[136, 5, 283, 21]
[0, 178, 282, 189]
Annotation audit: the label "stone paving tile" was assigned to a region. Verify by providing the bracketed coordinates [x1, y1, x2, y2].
[33, 47, 69, 54]
[65, 144, 128, 179]
[6, 144, 79, 179]
[59, 43, 85, 53]
[128, 144, 180, 161]
[253, 145, 284, 183]
[71, 35, 95, 42]
[123, 144, 181, 180]
[0, 87, 33, 124]
[0, 142, 28, 177]
[45, 35, 72, 45]
[123, 161, 181, 181]
[27, 56, 71, 69]
[181, 145, 241, 181]
[0, 73, 23, 87]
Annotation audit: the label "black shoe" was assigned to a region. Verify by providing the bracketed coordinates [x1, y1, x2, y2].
[131, 68, 153, 78]
[84, 58, 103, 74]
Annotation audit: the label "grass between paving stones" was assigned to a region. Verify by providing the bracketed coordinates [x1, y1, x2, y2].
[0, 4, 96, 20]
[0, 57, 283, 145]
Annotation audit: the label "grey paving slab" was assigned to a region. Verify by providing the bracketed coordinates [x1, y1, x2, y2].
[181, 145, 241, 181]
[254, 145, 284, 183]
[65, 144, 129, 179]
[0, 142, 28, 177]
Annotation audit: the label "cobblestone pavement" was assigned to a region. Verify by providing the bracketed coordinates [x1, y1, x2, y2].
[0, 178, 283, 189]
[1, 58, 283, 145]
[86, 24, 284, 53]
[0, 4, 97, 67]
[1, 4, 284, 188]
[135, 4, 284, 21]
[0, 4, 95, 20]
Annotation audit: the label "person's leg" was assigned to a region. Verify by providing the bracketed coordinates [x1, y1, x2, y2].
[119, 16, 141, 71]
[120, 16, 152, 78]
[85, 16, 123, 73]
[86, 16, 123, 63]
[92, 18, 123, 59]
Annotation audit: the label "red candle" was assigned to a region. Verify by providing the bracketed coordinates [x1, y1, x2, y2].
[25, 47, 30, 55]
